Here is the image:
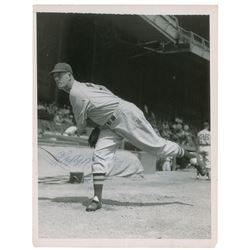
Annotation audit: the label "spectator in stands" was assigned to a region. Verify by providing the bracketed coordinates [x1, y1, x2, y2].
[160, 121, 172, 140]
[175, 117, 183, 124]
[64, 114, 74, 126]
[183, 124, 194, 147]
[54, 111, 64, 125]
[53, 111, 65, 134]
[175, 123, 185, 145]
[61, 105, 71, 115]
[171, 122, 179, 142]
[38, 101, 46, 110]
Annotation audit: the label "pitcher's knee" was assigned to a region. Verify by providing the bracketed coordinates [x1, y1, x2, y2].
[92, 163, 106, 175]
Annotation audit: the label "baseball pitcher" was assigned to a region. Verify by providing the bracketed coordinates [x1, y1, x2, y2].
[49, 62, 207, 212]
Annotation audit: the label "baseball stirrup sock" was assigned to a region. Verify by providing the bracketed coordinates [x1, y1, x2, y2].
[93, 173, 105, 201]
[178, 147, 185, 158]
[93, 173, 106, 185]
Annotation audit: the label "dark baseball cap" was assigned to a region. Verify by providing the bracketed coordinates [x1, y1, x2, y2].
[49, 63, 73, 75]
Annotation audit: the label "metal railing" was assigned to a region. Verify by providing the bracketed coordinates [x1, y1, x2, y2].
[142, 15, 210, 51]
[178, 25, 210, 50]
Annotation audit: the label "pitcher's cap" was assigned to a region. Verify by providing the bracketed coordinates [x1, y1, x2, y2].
[49, 63, 73, 75]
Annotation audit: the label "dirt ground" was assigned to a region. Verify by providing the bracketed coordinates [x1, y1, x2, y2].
[37, 170, 211, 242]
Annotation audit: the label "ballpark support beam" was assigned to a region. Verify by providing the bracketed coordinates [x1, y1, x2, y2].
[140, 15, 210, 61]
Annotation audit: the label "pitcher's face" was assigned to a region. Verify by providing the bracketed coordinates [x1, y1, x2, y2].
[53, 72, 71, 89]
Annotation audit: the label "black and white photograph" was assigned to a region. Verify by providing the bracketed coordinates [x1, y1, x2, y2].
[33, 5, 217, 247]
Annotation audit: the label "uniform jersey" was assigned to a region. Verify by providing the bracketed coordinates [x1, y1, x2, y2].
[69, 81, 120, 129]
[197, 128, 211, 169]
[197, 128, 210, 146]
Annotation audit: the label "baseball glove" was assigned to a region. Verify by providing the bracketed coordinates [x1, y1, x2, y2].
[88, 127, 100, 148]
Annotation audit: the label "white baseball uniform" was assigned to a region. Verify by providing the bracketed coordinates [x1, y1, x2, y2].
[197, 128, 211, 169]
[70, 80, 185, 174]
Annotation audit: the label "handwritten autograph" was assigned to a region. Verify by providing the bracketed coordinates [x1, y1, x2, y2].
[50, 150, 92, 167]
[46, 149, 137, 168]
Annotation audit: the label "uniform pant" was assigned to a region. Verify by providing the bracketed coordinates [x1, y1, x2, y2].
[199, 146, 211, 169]
[92, 101, 184, 174]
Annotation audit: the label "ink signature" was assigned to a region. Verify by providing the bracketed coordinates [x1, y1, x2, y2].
[47, 149, 137, 168]
[51, 150, 92, 167]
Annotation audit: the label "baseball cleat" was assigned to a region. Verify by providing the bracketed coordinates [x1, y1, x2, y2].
[86, 196, 102, 212]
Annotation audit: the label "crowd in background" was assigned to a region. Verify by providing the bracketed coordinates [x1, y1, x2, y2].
[143, 105, 196, 148]
[38, 101, 76, 137]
